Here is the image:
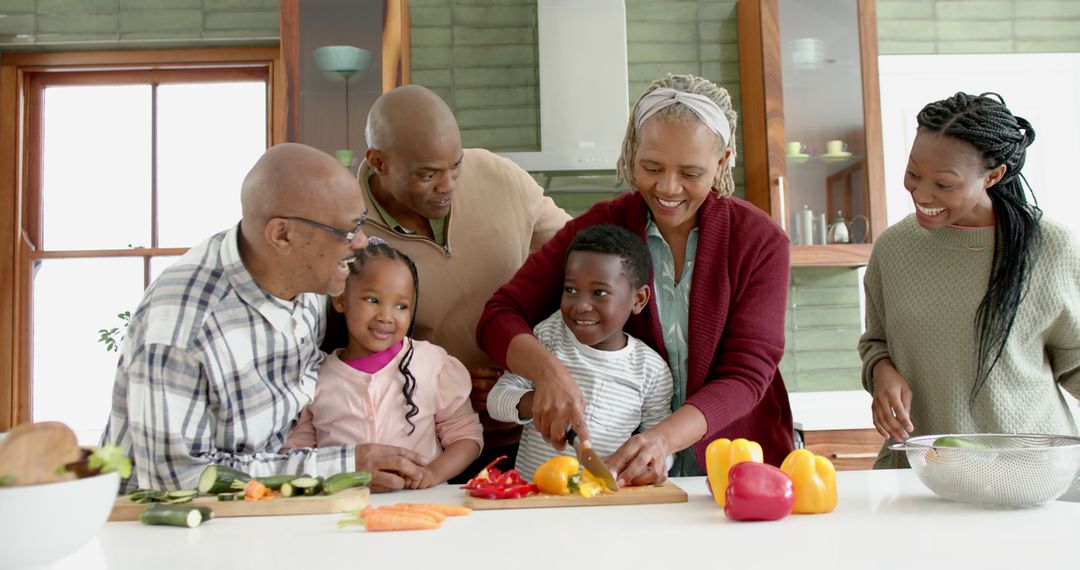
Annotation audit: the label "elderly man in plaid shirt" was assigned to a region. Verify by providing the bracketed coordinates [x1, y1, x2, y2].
[102, 143, 427, 492]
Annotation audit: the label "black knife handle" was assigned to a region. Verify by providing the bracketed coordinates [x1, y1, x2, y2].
[565, 427, 578, 446]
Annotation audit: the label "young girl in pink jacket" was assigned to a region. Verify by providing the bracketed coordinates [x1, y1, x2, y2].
[285, 243, 483, 488]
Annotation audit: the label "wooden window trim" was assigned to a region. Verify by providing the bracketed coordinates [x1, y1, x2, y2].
[0, 47, 284, 430]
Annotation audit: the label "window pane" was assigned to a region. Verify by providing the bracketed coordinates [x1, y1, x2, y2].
[149, 255, 182, 284]
[156, 82, 266, 247]
[42, 85, 151, 251]
[32, 258, 145, 445]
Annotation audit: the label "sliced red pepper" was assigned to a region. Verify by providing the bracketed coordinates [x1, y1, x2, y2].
[461, 456, 538, 499]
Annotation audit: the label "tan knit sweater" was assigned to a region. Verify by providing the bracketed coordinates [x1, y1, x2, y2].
[859, 215, 1080, 468]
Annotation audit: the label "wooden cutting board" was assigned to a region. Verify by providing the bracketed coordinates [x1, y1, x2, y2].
[464, 479, 686, 510]
[109, 487, 370, 521]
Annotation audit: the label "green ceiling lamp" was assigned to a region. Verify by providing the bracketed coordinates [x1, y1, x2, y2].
[312, 45, 374, 168]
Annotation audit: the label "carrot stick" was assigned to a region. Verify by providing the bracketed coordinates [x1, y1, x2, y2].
[363, 510, 441, 531]
[394, 503, 473, 517]
[244, 479, 268, 501]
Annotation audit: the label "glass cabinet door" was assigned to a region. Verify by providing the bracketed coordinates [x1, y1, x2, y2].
[780, 0, 868, 246]
[738, 0, 885, 266]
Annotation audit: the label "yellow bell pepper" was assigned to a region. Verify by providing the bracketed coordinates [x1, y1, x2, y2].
[533, 456, 580, 496]
[533, 456, 607, 497]
[705, 438, 764, 507]
[779, 449, 837, 514]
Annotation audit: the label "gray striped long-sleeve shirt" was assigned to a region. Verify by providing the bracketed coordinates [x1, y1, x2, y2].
[487, 312, 674, 481]
[101, 225, 353, 492]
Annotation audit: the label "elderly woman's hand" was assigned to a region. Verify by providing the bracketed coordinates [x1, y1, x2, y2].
[608, 431, 671, 487]
[507, 334, 591, 450]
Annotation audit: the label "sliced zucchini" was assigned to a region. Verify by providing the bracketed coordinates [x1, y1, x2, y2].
[290, 476, 323, 495]
[279, 481, 297, 498]
[216, 491, 244, 501]
[139, 504, 205, 528]
[253, 475, 298, 490]
[323, 471, 372, 495]
[198, 465, 251, 494]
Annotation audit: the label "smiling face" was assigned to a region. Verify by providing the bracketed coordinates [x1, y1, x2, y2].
[633, 117, 729, 236]
[332, 255, 415, 358]
[904, 130, 1005, 230]
[560, 251, 649, 352]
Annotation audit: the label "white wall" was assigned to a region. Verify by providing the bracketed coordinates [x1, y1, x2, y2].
[878, 53, 1080, 232]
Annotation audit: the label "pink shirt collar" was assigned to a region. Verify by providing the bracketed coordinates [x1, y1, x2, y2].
[342, 340, 405, 373]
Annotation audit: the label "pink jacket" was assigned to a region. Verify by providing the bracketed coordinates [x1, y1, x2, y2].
[284, 340, 483, 462]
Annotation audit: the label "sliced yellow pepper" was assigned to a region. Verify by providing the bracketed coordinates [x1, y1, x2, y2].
[576, 469, 604, 498]
[779, 449, 837, 514]
[705, 437, 764, 507]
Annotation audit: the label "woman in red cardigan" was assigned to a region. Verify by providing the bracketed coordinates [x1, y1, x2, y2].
[476, 74, 794, 485]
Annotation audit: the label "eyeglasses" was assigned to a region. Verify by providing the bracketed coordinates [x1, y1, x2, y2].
[282, 210, 368, 244]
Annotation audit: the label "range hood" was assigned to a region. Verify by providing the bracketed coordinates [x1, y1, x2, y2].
[500, 0, 629, 172]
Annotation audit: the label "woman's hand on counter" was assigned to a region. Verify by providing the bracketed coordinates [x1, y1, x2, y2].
[870, 358, 914, 441]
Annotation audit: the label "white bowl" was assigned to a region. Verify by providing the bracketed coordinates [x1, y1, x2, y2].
[0, 471, 119, 569]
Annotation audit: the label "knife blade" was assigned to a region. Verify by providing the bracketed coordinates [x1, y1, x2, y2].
[565, 428, 619, 492]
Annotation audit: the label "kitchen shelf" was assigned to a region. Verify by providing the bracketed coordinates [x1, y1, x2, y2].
[791, 243, 872, 267]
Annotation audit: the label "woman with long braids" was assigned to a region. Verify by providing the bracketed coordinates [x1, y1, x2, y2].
[478, 74, 794, 484]
[859, 92, 1080, 468]
[284, 243, 483, 488]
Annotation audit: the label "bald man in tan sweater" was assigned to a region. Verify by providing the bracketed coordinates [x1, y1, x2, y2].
[322, 85, 571, 479]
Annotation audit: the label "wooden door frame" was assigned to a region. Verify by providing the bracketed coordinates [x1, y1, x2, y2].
[0, 47, 284, 431]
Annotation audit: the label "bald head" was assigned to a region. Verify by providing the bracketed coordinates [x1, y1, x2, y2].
[365, 85, 460, 152]
[241, 143, 359, 227]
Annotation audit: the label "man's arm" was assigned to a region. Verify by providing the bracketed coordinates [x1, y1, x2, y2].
[119, 343, 353, 490]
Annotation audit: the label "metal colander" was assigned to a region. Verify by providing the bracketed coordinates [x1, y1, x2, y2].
[891, 433, 1080, 507]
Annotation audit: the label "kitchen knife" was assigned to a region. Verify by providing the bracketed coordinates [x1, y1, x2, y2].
[565, 428, 619, 492]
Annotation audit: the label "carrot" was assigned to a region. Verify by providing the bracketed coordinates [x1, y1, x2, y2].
[362, 509, 441, 532]
[394, 503, 473, 517]
[375, 506, 445, 523]
[243, 479, 268, 501]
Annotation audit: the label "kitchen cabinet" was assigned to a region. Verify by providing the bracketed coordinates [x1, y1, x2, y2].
[280, 0, 410, 169]
[738, 0, 886, 267]
[801, 427, 884, 471]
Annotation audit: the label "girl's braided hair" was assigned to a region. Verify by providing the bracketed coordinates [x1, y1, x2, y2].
[916, 92, 1041, 420]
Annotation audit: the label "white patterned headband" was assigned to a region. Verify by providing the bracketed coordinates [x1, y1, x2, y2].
[634, 88, 731, 146]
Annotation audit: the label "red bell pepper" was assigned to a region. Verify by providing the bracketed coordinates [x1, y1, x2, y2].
[460, 455, 539, 500]
[723, 462, 795, 522]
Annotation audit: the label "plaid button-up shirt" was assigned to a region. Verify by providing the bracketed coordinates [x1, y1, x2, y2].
[101, 224, 354, 491]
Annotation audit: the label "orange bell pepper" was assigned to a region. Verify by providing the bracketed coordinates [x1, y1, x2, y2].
[779, 449, 837, 514]
[705, 438, 763, 507]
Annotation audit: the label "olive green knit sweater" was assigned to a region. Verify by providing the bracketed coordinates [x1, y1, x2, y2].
[859, 215, 1080, 468]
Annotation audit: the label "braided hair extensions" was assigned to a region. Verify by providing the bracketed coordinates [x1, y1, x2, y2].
[915, 92, 1041, 420]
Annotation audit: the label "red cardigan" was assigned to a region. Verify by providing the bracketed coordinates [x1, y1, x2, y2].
[477, 191, 795, 468]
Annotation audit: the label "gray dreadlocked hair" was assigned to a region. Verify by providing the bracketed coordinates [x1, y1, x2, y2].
[616, 74, 738, 197]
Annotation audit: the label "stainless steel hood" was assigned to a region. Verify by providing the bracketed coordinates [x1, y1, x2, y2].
[500, 0, 629, 172]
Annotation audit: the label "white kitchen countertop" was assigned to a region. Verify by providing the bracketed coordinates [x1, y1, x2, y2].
[52, 470, 1078, 570]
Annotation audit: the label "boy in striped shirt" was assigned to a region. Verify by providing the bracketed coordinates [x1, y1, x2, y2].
[487, 224, 673, 481]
